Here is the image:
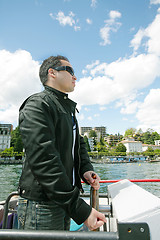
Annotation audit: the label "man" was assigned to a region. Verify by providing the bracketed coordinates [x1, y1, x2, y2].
[17, 55, 106, 231]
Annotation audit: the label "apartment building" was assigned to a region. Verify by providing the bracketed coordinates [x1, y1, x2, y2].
[120, 139, 142, 153]
[0, 124, 13, 151]
[80, 126, 106, 138]
[155, 140, 160, 146]
[79, 127, 92, 136]
[94, 127, 107, 139]
[142, 144, 160, 151]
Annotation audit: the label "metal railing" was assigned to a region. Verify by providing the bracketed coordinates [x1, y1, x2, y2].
[2, 191, 19, 229]
[82, 179, 160, 183]
[0, 229, 119, 240]
[0, 223, 150, 240]
[0, 179, 154, 239]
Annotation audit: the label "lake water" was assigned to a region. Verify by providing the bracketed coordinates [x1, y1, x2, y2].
[0, 162, 160, 201]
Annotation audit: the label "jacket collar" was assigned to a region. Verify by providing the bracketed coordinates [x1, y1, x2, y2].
[44, 85, 77, 111]
[45, 85, 68, 99]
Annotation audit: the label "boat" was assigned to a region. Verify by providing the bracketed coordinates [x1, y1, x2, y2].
[0, 179, 160, 239]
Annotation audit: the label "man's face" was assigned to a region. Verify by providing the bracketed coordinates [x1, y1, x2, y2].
[53, 60, 77, 93]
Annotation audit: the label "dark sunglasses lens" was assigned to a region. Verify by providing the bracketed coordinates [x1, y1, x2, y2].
[67, 67, 74, 76]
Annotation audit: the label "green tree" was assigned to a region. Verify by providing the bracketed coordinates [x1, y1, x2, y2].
[1, 147, 14, 158]
[89, 130, 97, 138]
[11, 126, 23, 152]
[96, 137, 106, 152]
[134, 128, 143, 141]
[154, 149, 160, 157]
[89, 130, 97, 150]
[115, 143, 127, 153]
[124, 128, 136, 138]
[150, 131, 160, 144]
[143, 146, 154, 158]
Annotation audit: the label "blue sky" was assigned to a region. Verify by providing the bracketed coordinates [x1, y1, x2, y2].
[0, 0, 160, 134]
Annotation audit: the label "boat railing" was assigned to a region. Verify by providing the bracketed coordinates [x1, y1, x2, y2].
[1, 178, 159, 239]
[82, 178, 160, 183]
[1, 191, 19, 229]
[0, 229, 119, 240]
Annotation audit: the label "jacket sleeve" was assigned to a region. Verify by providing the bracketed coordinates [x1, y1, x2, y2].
[79, 136, 94, 182]
[19, 95, 92, 225]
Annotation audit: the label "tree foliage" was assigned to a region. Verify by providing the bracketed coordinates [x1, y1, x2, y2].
[89, 130, 97, 148]
[96, 137, 107, 152]
[125, 128, 160, 145]
[115, 143, 126, 152]
[0, 147, 14, 157]
[89, 130, 97, 138]
[11, 126, 23, 153]
[124, 128, 136, 138]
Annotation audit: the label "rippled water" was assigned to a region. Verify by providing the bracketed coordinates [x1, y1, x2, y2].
[84, 162, 160, 197]
[0, 164, 22, 201]
[0, 162, 160, 201]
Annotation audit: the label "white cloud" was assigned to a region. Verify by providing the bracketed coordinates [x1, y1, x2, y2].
[122, 117, 128, 121]
[130, 28, 146, 52]
[82, 69, 87, 75]
[82, 60, 100, 75]
[130, 10, 160, 56]
[136, 89, 160, 132]
[50, 11, 80, 31]
[74, 26, 81, 31]
[0, 49, 41, 126]
[109, 10, 121, 19]
[90, 62, 107, 76]
[70, 9, 160, 132]
[99, 106, 106, 111]
[86, 60, 100, 70]
[84, 107, 90, 111]
[94, 114, 100, 117]
[150, 0, 160, 4]
[91, 0, 97, 8]
[120, 101, 140, 114]
[100, 10, 122, 46]
[56, 11, 75, 26]
[71, 53, 160, 106]
[86, 18, 92, 24]
[88, 116, 93, 121]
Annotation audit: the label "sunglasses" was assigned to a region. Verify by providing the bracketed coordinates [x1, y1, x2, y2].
[53, 66, 75, 76]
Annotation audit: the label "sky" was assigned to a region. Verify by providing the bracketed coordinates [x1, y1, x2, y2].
[0, 0, 160, 135]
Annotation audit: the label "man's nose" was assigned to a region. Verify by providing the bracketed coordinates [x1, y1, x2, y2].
[73, 75, 77, 80]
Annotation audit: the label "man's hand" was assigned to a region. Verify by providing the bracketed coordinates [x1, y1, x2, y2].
[83, 171, 100, 190]
[84, 208, 107, 230]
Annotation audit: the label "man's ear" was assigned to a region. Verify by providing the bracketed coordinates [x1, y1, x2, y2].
[48, 68, 56, 78]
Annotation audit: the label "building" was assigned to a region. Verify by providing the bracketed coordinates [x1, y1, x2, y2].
[93, 127, 107, 139]
[155, 140, 160, 146]
[88, 138, 94, 151]
[120, 139, 142, 153]
[83, 132, 97, 151]
[142, 144, 160, 151]
[105, 134, 122, 146]
[79, 127, 92, 136]
[0, 124, 13, 151]
[80, 126, 106, 139]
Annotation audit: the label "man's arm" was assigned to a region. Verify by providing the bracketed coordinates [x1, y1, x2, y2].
[83, 170, 107, 230]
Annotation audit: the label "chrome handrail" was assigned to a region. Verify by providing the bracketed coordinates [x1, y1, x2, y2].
[2, 191, 19, 229]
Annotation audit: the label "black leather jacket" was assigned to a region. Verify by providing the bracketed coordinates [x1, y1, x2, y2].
[18, 86, 94, 224]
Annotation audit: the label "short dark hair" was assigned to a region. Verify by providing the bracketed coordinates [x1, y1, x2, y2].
[39, 55, 69, 85]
